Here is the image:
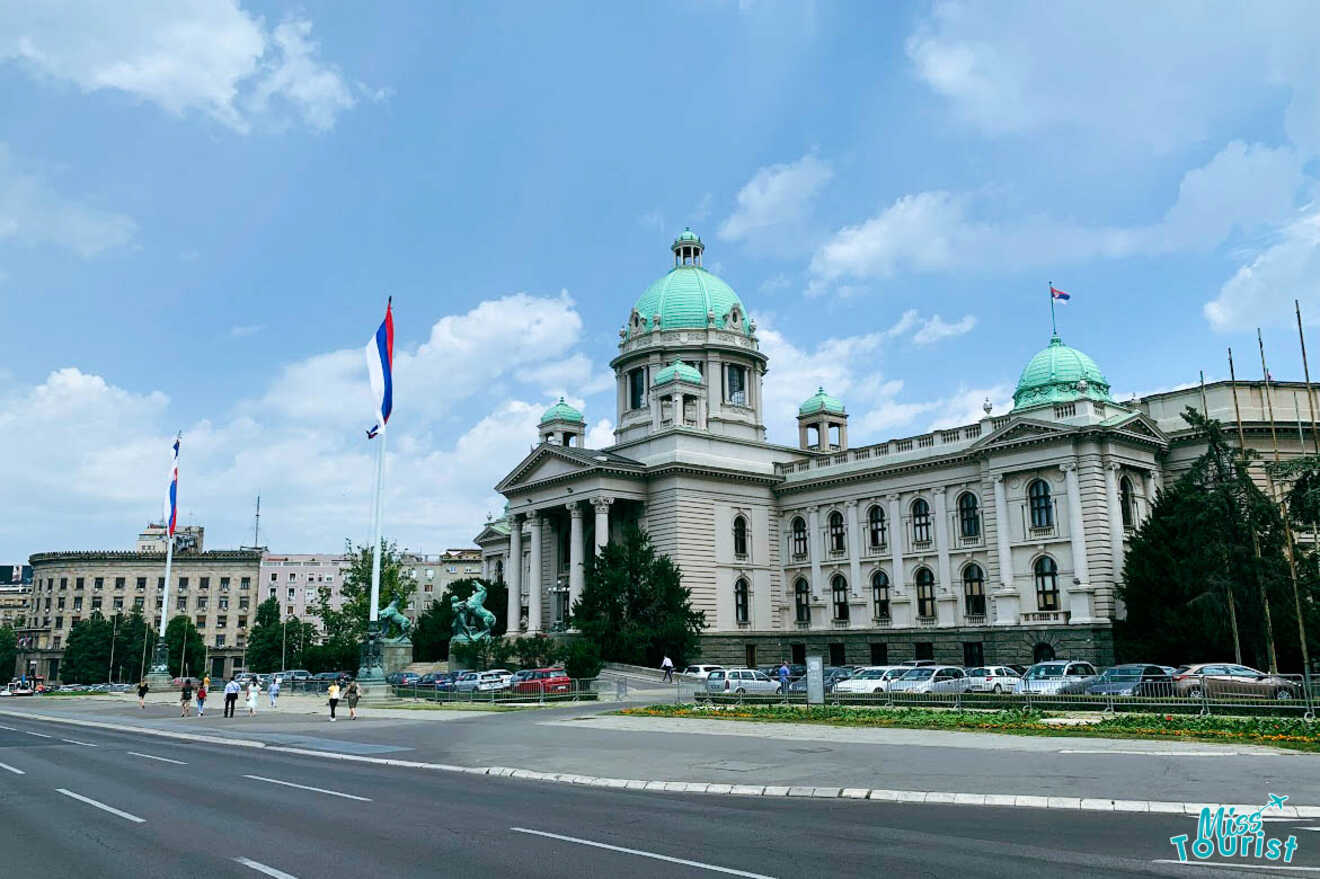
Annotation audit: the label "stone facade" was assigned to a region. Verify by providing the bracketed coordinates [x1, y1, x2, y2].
[479, 233, 1320, 668]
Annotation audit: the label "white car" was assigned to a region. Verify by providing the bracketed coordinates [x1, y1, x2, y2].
[706, 668, 781, 695]
[888, 665, 970, 694]
[965, 666, 1022, 693]
[1015, 660, 1099, 694]
[474, 669, 513, 692]
[831, 666, 904, 695]
[680, 664, 724, 680]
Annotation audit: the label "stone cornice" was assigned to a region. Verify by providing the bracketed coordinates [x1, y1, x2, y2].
[29, 550, 261, 565]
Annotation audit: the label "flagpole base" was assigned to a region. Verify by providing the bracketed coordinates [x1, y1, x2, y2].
[356, 622, 386, 683]
[145, 641, 174, 688]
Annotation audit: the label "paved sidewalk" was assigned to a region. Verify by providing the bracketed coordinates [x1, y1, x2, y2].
[3, 694, 1316, 809]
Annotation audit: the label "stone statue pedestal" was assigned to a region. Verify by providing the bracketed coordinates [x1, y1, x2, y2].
[380, 642, 412, 676]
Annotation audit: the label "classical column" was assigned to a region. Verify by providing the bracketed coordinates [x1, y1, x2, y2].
[887, 494, 904, 592]
[507, 515, 523, 634]
[1060, 463, 1090, 585]
[591, 496, 612, 553]
[1103, 462, 1125, 579]
[807, 506, 822, 597]
[933, 486, 952, 588]
[992, 475, 1014, 587]
[846, 500, 862, 597]
[1142, 469, 1158, 521]
[526, 512, 543, 634]
[568, 501, 585, 612]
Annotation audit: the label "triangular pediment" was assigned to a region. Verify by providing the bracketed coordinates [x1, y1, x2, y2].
[971, 417, 1073, 451]
[1104, 412, 1168, 445]
[494, 443, 643, 493]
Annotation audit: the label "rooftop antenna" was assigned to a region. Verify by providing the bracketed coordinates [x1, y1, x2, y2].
[253, 495, 262, 548]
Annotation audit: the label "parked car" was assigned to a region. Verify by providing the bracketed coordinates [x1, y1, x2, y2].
[278, 669, 311, 683]
[1083, 664, 1172, 697]
[831, 666, 901, 695]
[965, 666, 1022, 693]
[511, 668, 572, 695]
[1172, 663, 1304, 701]
[680, 664, 724, 680]
[1006, 664, 1029, 676]
[888, 665, 970, 694]
[706, 668, 781, 695]
[474, 670, 513, 692]
[897, 660, 938, 668]
[1016, 660, 1099, 694]
[786, 666, 853, 694]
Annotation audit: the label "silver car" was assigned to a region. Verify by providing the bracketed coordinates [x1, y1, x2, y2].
[965, 666, 1022, 693]
[888, 665, 970, 694]
[706, 668, 781, 695]
[1016, 660, 1098, 694]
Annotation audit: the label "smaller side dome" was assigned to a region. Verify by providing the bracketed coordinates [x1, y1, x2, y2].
[654, 359, 703, 385]
[539, 397, 585, 425]
[799, 386, 845, 416]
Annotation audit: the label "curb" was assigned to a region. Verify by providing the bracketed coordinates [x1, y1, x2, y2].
[3, 707, 1317, 819]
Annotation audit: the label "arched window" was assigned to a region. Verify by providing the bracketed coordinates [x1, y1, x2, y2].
[1120, 476, 1135, 531]
[828, 511, 846, 553]
[831, 575, 849, 621]
[911, 498, 932, 545]
[871, 570, 890, 619]
[915, 567, 936, 618]
[1028, 479, 1054, 529]
[963, 563, 986, 616]
[868, 505, 887, 549]
[734, 578, 749, 624]
[1033, 642, 1056, 663]
[957, 492, 980, 540]
[794, 578, 811, 623]
[791, 517, 808, 559]
[733, 515, 748, 558]
[1034, 556, 1060, 611]
[494, 560, 504, 583]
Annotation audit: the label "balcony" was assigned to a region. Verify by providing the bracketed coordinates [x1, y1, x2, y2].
[831, 617, 851, 628]
[1020, 610, 1071, 624]
[915, 616, 938, 628]
[871, 616, 892, 628]
[963, 614, 987, 626]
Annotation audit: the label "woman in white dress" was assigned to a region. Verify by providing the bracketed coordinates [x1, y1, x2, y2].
[245, 679, 258, 716]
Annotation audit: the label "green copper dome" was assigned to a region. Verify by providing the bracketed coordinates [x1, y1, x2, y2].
[628, 230, 749, 338]
[539, 397, 585, 424]
[654, 359, 703, 385]
[1012, 334, 1114, 411]
[799, 386, 845, 416]
[675, 227, 701, 243]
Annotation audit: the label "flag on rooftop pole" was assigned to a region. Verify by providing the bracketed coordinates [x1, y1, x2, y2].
[156, 433, 181, 648]
[166, 435, 180, 537]
[1048, 283, 1071, 335]
[360, 298, 394, 680]
[1049, 285, 1071, 302]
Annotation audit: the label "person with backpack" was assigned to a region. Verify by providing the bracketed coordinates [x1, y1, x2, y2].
[195, 682, 207, 717]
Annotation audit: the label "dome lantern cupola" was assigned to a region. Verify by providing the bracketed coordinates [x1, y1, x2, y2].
[539, 396, 586, 447]
[797, 386, 848, 452]
[672, 227, 703, 267]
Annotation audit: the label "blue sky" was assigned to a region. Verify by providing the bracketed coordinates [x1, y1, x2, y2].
[3, 1, 1320, 559]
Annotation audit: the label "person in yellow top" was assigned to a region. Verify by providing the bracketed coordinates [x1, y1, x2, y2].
[327, 681, 341, 722]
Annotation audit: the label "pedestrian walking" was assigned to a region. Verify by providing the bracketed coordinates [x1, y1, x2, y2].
[179, 680, 193, 717]
[661, 655, 674, 682]
[245, 679, 258, 716]
[203, 675, 211, 693]
[345, 679, 361, 720]
[777, 661, 789, 692]
[195, 682, 207, 717]
[223, 677, 240, 718]
[327, 681, 341, 721]
[137, 679, 149, 709]
[268, 675, 280, 708]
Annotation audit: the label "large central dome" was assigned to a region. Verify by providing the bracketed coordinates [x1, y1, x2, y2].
[1012, 333, 1114, 411]
[628, 229, 749, 337]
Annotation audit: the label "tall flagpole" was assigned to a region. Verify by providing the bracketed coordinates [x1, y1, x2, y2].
[148, 433, 181, 683]
[1048, 282, 1057, 335]
[369, 426, 386, 628]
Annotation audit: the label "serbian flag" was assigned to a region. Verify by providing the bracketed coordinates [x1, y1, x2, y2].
[1050, 285, 1071, 302]
[365, 298, 394, 439]
[166, 435, 180, 537]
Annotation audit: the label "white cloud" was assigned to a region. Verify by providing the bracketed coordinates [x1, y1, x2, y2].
[229, 324, 264, 338]
[0, 144, 136, 257]
[719, 153, 833, 246]
[1, 2, 361, 133]
[905, 1, 1320, 156]
[912, 314, 976, 345]
[1204, 211, 1320, 331]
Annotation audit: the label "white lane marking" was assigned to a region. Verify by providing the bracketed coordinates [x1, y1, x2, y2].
[0, 724, 16, 730]
[128, 751, 187, 765]
[1059, 749, 1252, 757]
[234, 857, 299, 879]
[510, 827, 777, 879]
[24, 731, 51, 738]
[60, 738, 97, 747]
[242, 774, 371, 802]
[55, 788, 145, 823]
[0, 761, 25, 775]
[1153, 860, 1320, 872]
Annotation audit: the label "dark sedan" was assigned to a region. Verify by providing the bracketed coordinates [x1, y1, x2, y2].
[787, 666, 853, 694]
[1083, 664, 1172, 697]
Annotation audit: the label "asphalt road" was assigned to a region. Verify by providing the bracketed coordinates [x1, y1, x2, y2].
[0, 714, 1316, 878]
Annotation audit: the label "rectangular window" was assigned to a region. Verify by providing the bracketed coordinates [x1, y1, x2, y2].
[962, 642, 984, 668]
[744, 644, 757, 669]
[94, 577, 104, 589]
[829, 642, 846, 666]
[112, 596, 123, 610]
[114, 577, 125, 590]
[75, 577, 84, 590]
[59, 577, 67, 590]
[157, 577, 164, 589]
[199, 577, 210, 591]
[870, 643, 888, 665]
[133, 597, 144, 609]
[218, 598, 229, 610]
[54, 615, 63, 629]
[136, 577, 146, 591]
[196, 615, 206, 628]
[287, 588, 296, 600]
[176, 597, 186, 611]
[726, 364, 747, 405]
[220, 577, 230, 593]
[238, 616, 247, 629]
[197, 597, 208, 609]
[270, 572, 277, 583]
[216, 615, 227, 628]
[914, 642, 934, 661]
[238, 597, 249, 610]
[91, 597, 102, 611]
[240, 577, 251, 590]
[73, 597, 82, 611]
[178, 577, 188, 590]
[790, 643, 806, 665]
[628, 368, 646, 410]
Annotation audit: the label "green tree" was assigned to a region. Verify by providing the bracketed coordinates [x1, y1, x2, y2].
[316, 538, 418, 665]
[244, 597, 285, 673]
[559, 638, 602, 679]
[113, 611, 155, 682]
[1118, 408, 1302, 669]
[61, 613, 114, 684]
[163, 615, 206, 679]
[572, 526, 706, 667]
[0, 626, 15, 681]
[411, 578, 507, 661]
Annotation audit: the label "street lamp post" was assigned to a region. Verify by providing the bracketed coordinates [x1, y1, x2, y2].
[107, 613, 119, 684]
